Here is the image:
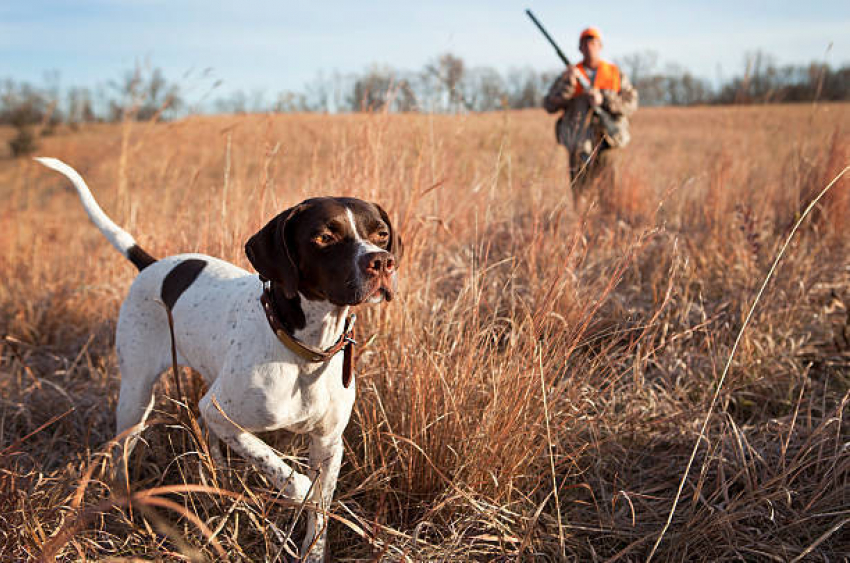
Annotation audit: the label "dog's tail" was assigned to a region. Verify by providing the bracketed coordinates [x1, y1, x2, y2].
[35, 157, 157, 271]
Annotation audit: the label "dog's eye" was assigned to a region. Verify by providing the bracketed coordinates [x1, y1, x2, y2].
[377, 230, 389, 240]
[314, 233, 335, 245]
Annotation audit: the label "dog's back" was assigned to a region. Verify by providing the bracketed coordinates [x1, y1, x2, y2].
[113, 254, 258, 429]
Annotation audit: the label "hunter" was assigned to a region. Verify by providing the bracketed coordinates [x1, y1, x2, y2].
[543, 26, 638, 187]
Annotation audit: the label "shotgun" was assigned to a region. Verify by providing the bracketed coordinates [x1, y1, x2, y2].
[525, 9, 621, 140]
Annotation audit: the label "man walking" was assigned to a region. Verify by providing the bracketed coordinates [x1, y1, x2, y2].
[543, 27, 638, 190]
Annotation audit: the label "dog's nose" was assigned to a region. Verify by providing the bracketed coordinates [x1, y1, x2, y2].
[359, 251, 395, 276]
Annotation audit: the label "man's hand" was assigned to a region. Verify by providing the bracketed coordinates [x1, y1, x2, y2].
[566, 65, 582, 85]
[586, 88, 603, 107]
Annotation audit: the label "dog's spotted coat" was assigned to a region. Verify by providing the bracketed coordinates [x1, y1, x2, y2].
[36, 157, 402, 562]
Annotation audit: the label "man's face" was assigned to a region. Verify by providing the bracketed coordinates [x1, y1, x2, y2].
[580, 37, 602, 63]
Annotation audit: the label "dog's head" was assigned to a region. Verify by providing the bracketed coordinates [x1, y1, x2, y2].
[246, 197, 403, 306]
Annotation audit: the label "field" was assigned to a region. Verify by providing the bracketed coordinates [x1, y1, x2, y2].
[1, 104, 848, 561]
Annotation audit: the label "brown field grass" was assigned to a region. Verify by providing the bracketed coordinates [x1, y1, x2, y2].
[1, 103, 848, 561]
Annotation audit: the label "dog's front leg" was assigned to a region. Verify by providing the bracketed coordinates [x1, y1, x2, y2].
[199, 393, 313, 500]
[301, 434, 344, 562]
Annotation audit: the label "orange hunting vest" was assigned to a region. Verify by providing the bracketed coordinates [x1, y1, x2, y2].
[574, 61, 621, 95]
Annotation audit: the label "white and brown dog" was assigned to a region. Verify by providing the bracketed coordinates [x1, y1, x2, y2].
[36, 158, 402, 562]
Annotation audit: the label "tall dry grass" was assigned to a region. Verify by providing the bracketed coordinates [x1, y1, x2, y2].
[1, 104, 848, 561]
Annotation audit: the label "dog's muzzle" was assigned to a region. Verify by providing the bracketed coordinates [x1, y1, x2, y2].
[359, 251, 397, 302]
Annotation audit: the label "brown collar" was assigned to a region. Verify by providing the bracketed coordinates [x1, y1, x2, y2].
[260, 286, 357, 388]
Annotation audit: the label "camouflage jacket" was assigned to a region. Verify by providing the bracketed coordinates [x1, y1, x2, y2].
[543, 67, 638, 154]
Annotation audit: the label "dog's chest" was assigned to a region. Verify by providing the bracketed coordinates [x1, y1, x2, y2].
[165, 264, 355, 436]
[240, 355, 352, 434]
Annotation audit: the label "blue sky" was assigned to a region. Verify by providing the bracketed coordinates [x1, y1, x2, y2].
[2, 0, 849, 101]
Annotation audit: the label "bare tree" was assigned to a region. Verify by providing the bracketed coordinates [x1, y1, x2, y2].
[214, 90, 248, 114]
[618, 51, 659, 88]
[505, 67, 547, 109]
[304, 71, 332, 112]
[424, 53, 469, 112]
[392, 76, 419, 112]
[107, 65, 182, 121]
[66, 87, 95, 127]
[463, 67, 506, 111]
[0, 79, 53, 156]
[349, 66, 395, 111]
[274, 91, 309, 112]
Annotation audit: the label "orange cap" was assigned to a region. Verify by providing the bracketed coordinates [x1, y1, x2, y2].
[579, 27, 602, 42]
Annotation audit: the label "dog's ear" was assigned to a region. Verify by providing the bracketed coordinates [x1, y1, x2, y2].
[375, 203, 403, 264]
[245, 205, 302, 299]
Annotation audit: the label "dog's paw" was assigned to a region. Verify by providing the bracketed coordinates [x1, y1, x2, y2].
[278, 471, 314, 501]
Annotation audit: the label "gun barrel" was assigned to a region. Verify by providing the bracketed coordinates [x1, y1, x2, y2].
[525, 9, 571, 67]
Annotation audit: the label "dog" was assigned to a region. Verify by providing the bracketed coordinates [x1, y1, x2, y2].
[36, 157, 402, 562]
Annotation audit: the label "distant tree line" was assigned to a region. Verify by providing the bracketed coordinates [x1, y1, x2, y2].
[207, 51, 850, 113]
[2, 51, 847, 156]
[619, 50, 850, 106]
[1, 64, 188, 156]
[207, 56, 560, 114]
